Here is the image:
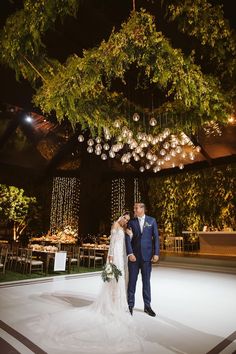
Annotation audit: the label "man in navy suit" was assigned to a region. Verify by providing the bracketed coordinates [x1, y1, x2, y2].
[125, 202, 159, 316]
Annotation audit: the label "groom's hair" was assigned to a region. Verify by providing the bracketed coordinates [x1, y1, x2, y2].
[135, 202, 146, 210]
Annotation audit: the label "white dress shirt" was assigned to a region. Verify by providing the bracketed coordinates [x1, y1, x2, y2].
[138, 215, 145, 233]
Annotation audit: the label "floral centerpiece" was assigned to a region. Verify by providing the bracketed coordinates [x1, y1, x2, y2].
[101, 263, 122, 283]
[30, 225, 78, 244]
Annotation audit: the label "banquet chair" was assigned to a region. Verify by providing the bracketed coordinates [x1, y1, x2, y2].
[23, 249, 44, 275]
[0, 246, 8, 275]
[66, 246, 80, 272]
[88, 247, 104, 268]
[173, 236, 184, 252]
[78, 247, 91, 267]
[16, 247, 28, 272]
[7, 243, 20, 270]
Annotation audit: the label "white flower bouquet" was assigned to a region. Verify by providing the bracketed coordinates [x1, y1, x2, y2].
[101, 263, 122, 283]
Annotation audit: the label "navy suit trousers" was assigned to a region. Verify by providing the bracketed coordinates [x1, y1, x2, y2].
[128, 254, 152, 308]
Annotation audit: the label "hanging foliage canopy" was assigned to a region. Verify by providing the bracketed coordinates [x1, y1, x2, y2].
[0, 0, 235, 136]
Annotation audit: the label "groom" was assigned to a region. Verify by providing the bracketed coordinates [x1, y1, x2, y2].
[125, 202, 159, 317]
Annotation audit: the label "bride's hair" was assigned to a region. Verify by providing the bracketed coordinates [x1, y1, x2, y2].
[112, 211, 130, 229]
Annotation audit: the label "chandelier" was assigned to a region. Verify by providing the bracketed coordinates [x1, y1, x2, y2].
[77, 113, 202, 173]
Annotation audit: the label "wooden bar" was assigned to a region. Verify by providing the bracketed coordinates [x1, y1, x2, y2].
[197, 232, 236, 256]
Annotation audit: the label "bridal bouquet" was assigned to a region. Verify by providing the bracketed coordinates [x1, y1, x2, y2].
[101, 263, 122, 283]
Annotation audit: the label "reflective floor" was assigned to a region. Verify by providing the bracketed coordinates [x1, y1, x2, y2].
[0, 265, 236, 354]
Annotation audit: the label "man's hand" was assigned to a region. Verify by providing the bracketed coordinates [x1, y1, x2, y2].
[152, 255, 159, 263]
[128, 254, 136, 262]
[108, 256, 113, 263]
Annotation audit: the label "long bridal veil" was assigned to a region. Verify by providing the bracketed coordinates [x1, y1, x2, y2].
[16, 226, 159, 353]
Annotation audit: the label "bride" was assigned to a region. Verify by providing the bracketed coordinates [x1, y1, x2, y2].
[20, 212, 159, 353]
[92, 211, 132, 316]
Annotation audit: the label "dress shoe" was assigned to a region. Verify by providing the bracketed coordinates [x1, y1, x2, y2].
[129, 306, 133, 316]
[144, 306, 156, 317]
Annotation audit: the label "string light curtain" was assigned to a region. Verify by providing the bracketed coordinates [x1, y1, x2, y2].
[50, 177, 80, 233]
[111, 178, 125, 222]
[134, 178, 141, 203]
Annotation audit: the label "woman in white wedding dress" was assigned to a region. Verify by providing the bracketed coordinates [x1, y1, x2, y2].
[92, 211, 131, 316]
[20, 212, 159, 354]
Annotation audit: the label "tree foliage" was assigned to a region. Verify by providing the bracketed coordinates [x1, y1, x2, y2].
[0, 0, 235, 136]
[148, 163, 236, 234]
[0, 184, 38, 241]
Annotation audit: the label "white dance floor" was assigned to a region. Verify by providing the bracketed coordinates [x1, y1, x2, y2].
[0, 265, 236, 354]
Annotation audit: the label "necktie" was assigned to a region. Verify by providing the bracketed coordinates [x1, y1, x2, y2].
[139, 217, 144, 232]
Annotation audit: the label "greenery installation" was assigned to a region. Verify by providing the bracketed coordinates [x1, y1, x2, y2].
[0, 184, 39, 241]
[0, 0, 235, 139]
[148, 163, 236, 234]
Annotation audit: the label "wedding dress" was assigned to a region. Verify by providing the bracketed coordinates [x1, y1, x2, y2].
[17, 226, 160, 354]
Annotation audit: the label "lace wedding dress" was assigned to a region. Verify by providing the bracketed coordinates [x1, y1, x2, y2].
[19, 226, 159, 353]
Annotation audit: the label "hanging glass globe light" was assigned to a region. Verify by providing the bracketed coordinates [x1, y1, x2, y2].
[175, 146, 182, 154]
[153, 166, 161, 173]
[95, 144, 102, 150]
[87, 146, 93, 153]
[133, 113, 140, 122]
[140, 151, 145, 157]
[78, 135, 84, 142]
[179, 163, 184, 169]
[160, 149, 166, 156]
[163, 128, 170, 137]
[147, 134, 153, 143]
[164, 154, 171, 161]
[137, 132, 143, 140]
[145, 163, 151, 170]
[101, 153, 107, 160]
[163, 142, 170, 150]
[139, 166, 145, 172]
[149, 117, 157, 126]
[103, 143, 110, 150]
[170, 149, 176, 157]
[146, 152, 153, 160]
[152, 155, 157, 162]
[195, 146, 201, 152]
[87, 139, 94, 146]
[171, 162, 176, 168]
[96, 137, 101, 143]
[114, 120, 121, 128]
[95, 149, 101, 155]
[181, 152, 187, 158]
[133, 154, 140, 161]
[189, 152, 195, 160]
[109, 150, 115, 158]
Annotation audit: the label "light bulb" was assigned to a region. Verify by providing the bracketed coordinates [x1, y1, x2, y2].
[87, 139, 94, 146]
[87, 146, 93, 153]
[78, 135, 84, 142]
[101, 153, 107, 160]
[149, 117, 157, 126]
[133, 113, 140, 122]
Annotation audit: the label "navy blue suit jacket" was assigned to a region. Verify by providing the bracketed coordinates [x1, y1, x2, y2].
[125, 215, 159, 261]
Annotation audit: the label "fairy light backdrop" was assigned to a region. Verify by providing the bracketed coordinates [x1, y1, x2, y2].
[111, 178, 125, 222]
[111, 178, 142, 222]
[50, 177, 80, 233]
[134, 178, 141, 203]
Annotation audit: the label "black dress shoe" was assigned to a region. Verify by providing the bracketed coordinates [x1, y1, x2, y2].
[144, 306, 156, 317]
[129, 306, 133, 316]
